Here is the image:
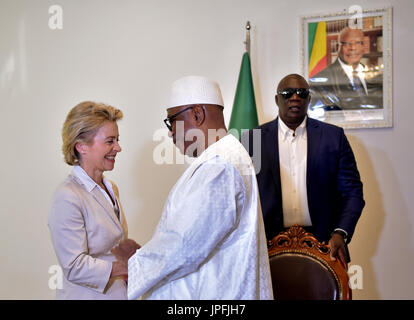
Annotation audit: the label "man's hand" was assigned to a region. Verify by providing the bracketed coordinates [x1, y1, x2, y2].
[328, 233, 348, 270]
[111, 261, 128, 278]
[111, 239, 141, 265]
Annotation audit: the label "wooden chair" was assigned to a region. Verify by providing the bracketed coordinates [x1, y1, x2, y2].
[268, 225, 351, 300]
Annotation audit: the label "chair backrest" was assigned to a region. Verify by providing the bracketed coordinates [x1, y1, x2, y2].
[268, 225, 351, 300]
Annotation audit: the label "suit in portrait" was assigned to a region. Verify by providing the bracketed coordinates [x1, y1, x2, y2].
[48, 173, 128, 299]
[309, 58, 383, 111]
[245, 117, 365, 244]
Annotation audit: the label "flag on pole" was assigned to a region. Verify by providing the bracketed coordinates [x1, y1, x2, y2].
[308, 21, 327, 78]
[229, 52, 258, 139]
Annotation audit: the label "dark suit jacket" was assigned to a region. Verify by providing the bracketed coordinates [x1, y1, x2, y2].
[309, 58, 383, 111]
[244, 117, 365, 243]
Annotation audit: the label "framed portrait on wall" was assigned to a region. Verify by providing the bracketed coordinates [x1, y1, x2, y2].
[300, 7, 393, 129]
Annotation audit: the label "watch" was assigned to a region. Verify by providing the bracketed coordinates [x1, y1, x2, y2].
[331, 229, 348, 243]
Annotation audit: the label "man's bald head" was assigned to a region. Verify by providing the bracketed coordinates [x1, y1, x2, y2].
[338, 27, 365, 69]
[277, 74, 309, 92]
[275, 74, 310, 131]
[339, 27, 364, 43]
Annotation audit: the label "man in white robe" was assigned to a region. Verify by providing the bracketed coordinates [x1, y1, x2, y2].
[112, 76, 273, 300]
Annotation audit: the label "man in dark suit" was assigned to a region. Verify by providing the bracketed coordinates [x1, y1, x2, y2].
[244, 74, 364, 266]
[309, 27, 383, 111]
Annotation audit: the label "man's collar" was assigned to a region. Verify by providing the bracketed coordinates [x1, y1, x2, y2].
[338, 57, 364, 73]
[278, 117, 307, 140]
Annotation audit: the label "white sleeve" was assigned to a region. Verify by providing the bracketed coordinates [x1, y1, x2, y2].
[128, 159, 245, 300]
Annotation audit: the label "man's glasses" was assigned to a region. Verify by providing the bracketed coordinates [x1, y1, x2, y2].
[163, 105, 224, 131]
[277, 88, 310, 100]
[340, 41, 364, 47]
[163, 106, 194, 131]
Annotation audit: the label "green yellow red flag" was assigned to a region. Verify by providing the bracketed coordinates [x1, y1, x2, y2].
[308, 21, 327, 78]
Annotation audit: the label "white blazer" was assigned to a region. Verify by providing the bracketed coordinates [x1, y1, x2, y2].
[48, 172, 128, 299]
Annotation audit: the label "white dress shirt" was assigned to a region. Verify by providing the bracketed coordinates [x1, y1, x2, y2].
[127, 134, 273, 300]
[278, 117, 312, 228]
[338, 57, 368, 94]
[73, 165, 120, 217]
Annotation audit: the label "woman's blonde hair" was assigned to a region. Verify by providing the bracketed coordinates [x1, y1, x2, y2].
[62, 101, 123, 165]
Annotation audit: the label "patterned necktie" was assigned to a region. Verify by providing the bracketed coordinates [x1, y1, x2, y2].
[352, 71, 366, 96]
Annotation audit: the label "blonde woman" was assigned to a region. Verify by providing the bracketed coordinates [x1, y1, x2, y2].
[48, 101, 139, 299]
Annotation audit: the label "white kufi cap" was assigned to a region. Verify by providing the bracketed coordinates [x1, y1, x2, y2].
[167, 76, 224, 109]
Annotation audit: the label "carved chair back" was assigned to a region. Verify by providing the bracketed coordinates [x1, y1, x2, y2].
[268, 225, 351, 300]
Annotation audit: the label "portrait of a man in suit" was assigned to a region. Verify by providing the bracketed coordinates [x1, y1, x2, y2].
[309, 27, 383, 111]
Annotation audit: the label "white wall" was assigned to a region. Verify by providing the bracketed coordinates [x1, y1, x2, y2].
[1, 0, 413, 299]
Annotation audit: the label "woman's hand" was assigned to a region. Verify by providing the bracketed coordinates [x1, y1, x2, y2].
[111, 239, 141, 267]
